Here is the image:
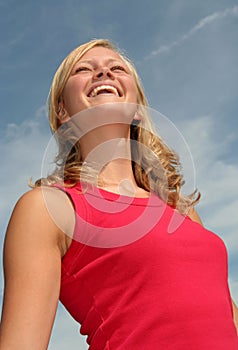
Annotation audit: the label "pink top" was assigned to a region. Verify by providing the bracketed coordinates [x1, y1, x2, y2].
[59, 183, 238, 349]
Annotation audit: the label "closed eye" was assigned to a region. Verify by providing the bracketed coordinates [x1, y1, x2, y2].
[73, 66, 91, 74]
[111, 65, 127, 72]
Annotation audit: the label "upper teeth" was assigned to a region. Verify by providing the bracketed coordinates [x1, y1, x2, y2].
[89, 85, 119, 97]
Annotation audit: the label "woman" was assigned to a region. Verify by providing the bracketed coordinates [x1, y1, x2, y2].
[0, 39, 237, 349]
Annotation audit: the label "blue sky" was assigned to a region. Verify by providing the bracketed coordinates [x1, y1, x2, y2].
[0, 0, 238, 348]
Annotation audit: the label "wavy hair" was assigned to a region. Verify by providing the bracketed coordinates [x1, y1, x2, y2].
[35, 38, 200, 214]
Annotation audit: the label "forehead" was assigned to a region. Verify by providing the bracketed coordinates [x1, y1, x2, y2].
[79, 46, 124, 62]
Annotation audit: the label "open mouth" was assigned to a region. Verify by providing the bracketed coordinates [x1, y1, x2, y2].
[88, 85, 121, 98]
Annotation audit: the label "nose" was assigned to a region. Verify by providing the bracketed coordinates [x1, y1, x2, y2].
[94, 66, 114, 79]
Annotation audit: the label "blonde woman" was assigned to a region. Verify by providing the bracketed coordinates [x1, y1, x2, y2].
[0, 39, 237, 349]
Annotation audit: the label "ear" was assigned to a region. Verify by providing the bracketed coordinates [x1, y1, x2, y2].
[58, 101, 70, 124]
[132, 111, 142, 126]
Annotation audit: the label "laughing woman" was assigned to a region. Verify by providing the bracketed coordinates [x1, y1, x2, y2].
[0, 39, 237, 349]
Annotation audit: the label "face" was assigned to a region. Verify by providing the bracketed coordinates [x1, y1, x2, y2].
[61, 46, 138, 117]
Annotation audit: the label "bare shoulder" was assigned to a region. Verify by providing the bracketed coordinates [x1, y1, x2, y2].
[187, 206, 203, 226]
[0, 186, 74, 348]
[15, 185, 73, 213]
[7, 186, 75, 256]
[13, 186, 45, 210]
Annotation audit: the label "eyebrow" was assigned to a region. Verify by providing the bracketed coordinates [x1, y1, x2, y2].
[76, 58, 126, 65]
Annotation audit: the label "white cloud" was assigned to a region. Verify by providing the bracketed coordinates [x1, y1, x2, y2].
[187, 5, 238, 35]
[177, 114, 238, 255]
[153, 112, 238, 262]
[0, 105, 86, 347]
[1, 2, 238, 334]
[0, 105, 60, 300]
[0, 106, 52, 308]
[176, 113, 238, 303]
[152, 112, 237, 206]
[1, 115, 237, 347]
[0, 106, 87, 349]
[0, 108, 50, 212]
[4, 29, 28, 49]
[145, 5, 238, 60]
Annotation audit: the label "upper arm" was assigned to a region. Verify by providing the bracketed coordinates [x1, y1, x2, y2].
[232, 300, 238, 334]
[0, 187, 73, 349]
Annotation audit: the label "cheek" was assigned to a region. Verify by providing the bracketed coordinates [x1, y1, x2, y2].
[62, 81, 86, 115]
[128, 80, 138, 103]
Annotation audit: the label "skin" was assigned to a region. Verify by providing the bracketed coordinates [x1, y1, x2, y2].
[0, 47, 237, 349]
[0, 47, 145, 349]
[61, 46, 138, 117]
[0, 188, 65, 349]
[61, 46, 147, 196]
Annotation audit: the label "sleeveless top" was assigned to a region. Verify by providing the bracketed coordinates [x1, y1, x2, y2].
[59, 183, 238, 349]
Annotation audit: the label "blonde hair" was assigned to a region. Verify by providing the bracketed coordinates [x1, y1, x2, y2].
[36, 38, 200, 214]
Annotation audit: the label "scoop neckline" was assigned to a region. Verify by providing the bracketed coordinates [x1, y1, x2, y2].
[75, 182, 155, 204]
[98, 185, 151, 198]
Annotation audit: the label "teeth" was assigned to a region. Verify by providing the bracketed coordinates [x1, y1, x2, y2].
[90, 85, 119, 97]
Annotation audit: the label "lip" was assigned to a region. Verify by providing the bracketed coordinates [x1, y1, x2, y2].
[87, 82, 123, 98]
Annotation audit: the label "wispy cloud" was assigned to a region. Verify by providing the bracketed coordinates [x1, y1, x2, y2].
[0, 25, 29, 51]
[186, 5, 238, 36]
[177, 114, 238, 251]
[0, 105, 50, 214]
[0, 105, 53, 338]
[177, 113, 238, 299]
[145, 5, 238, 60]
[0, 107, 49, 286]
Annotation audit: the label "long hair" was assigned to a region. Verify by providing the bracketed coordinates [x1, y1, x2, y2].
[35, 38, 200, 214]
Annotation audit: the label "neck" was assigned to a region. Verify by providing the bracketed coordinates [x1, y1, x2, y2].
[81, 134, 132, 171]
[80, 124, 131, 161]
[79, 126, 150, 197]
[98, 158, 136, 186]
[81, 138, 146, 196]
[97, 160, 150, 197]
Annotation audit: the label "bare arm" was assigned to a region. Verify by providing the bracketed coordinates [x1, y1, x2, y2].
[232, 300, 238, 334]
[0, 187, 71, 349]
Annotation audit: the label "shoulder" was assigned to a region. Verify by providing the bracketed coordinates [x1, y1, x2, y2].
[8, 186, 75, 256]
[16, 185, 71, 206]
[11, 187, 53, 226]
[186, 206, 203, 226]
[1, 191, 68, 348]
